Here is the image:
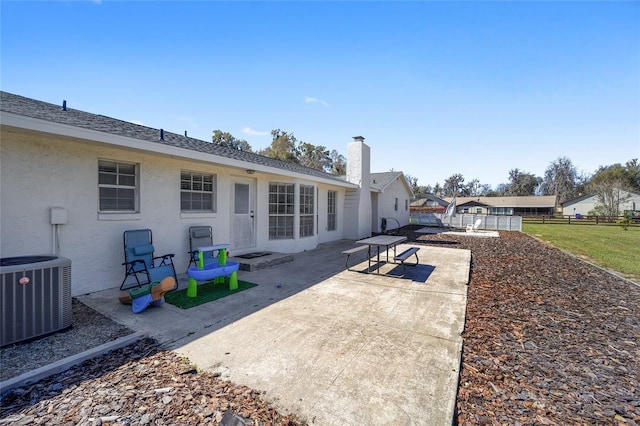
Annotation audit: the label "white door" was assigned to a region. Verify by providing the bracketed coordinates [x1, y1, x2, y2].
[232, 178, 256, 250]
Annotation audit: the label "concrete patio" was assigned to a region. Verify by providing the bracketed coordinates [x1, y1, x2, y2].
[79, 239, 471, 425]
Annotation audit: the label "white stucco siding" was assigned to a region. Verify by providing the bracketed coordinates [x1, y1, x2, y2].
[1, 130, 234, 294]
[1, 129, 349, 295]
[373, 178, 411, 233]
[563, 197, 598, 217]
[344, 141, 371, 239]
[253, 176, 347, 253]
[563, 192, 640, 217]
[317, 184, 345, 244]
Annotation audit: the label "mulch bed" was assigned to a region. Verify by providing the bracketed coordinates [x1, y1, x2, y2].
[1, 338, 302, 425]
[400, 227, 639, 425]
[1, 227, 638, 425]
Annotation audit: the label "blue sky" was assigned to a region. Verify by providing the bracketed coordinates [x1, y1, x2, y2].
[2, 1, 639, 189]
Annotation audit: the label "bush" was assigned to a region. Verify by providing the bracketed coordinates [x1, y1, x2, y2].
[616, 217, 632, 230]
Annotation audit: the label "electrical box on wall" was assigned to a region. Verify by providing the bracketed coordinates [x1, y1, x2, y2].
[50, 207, 68, 225]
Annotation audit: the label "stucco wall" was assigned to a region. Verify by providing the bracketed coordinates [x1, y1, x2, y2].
[563, 192, 640, 216]
[344, 141, 371, 239]
[1, 129, 348, 295]
[372, 178, 411, 233]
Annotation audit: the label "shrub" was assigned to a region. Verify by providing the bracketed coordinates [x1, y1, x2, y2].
[616, 217, 632, 230]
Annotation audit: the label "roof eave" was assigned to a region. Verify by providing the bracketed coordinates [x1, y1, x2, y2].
[1, 112, 358, 189]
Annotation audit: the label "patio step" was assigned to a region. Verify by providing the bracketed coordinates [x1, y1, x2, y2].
[229, 252, 294, 272]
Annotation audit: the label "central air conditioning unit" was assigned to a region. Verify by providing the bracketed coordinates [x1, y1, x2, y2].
[0, 255, 72, 347]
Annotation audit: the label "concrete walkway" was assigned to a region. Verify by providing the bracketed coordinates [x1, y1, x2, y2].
[80, 239, 470, 425]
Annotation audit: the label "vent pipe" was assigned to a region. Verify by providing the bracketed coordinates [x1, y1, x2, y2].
[62, 100, 67, 111]
[184, 131, 188, 137]
[159, 129, 164, 140]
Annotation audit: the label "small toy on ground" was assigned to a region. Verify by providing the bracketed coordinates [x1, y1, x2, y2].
[118, 276, 176, 314]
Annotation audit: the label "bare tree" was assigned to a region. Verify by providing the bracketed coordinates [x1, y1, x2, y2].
[588, 180, 632, 217]
[433, 182, 443, 196]
[443, 173, 465, 197]
[465, 179, 481, 196]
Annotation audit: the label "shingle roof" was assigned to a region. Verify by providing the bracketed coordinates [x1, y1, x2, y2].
[0, 91, 349, 184]
[370, 171, 413, 197]
[443, 195, 557, 208]
[370, 171, 403, 192]
[410, 194, 449, 208]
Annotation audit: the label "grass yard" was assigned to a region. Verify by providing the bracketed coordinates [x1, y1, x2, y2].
[523, 223, 640, 283]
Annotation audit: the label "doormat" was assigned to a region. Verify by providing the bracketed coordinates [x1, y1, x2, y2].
[164, 280, 257, 309]
[235, 252, 272, 259]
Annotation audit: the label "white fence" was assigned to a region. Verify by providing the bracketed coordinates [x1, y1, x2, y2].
[410, 213, 522, 232]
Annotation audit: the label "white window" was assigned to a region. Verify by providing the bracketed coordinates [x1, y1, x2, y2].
[98, 160, 138, 212]
[327, 190, 337, 231]
[181, 171, 216, 212]
[300, 184, 315, 237]
[269, 183, 294, 239]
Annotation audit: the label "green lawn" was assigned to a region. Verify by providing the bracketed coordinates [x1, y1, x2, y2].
[522, 223, 640, 283]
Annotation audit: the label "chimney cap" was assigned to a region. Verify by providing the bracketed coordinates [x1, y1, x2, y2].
[352, 136, 365, 142]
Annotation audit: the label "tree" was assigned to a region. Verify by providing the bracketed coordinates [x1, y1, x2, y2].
[589, 159, 640, 192]
[405, 174, 419, 193]
[588, 180, 632, 217]
[477, 184, 493, 196]
[420, 184, 433, 195]
[506, 169, 540, 196]
[211, 130, 252, 152]
[540, 157, 578, 204]
[461, 179, 480, 197]
[256, 130, 349, 174]
[258, 129, 300, 163]
[329, 150, 346, 175]
[299, 142, 331, 172]
[494, 183, 509, 196]
[432, 182, 443, 196]
[442, 173, 465, 197]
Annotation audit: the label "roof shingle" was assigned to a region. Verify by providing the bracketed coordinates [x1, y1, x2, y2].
[0, 91, 348, 183]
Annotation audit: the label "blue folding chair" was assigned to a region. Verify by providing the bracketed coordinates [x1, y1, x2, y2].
[188, 226, 218, 268]
[121, 229, 178, 290]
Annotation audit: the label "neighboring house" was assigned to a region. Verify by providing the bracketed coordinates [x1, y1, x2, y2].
[442, 196, 557, 216]
[410, 194, 449, 212]
[562, 190, 640, 217]
[0, 92, 402, 295]
[369, 172, 414, 233]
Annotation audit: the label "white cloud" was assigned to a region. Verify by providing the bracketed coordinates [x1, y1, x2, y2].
[242, 127, 269, 136]
[304, 96, 329, 106]
[178, 116, 199, 128]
